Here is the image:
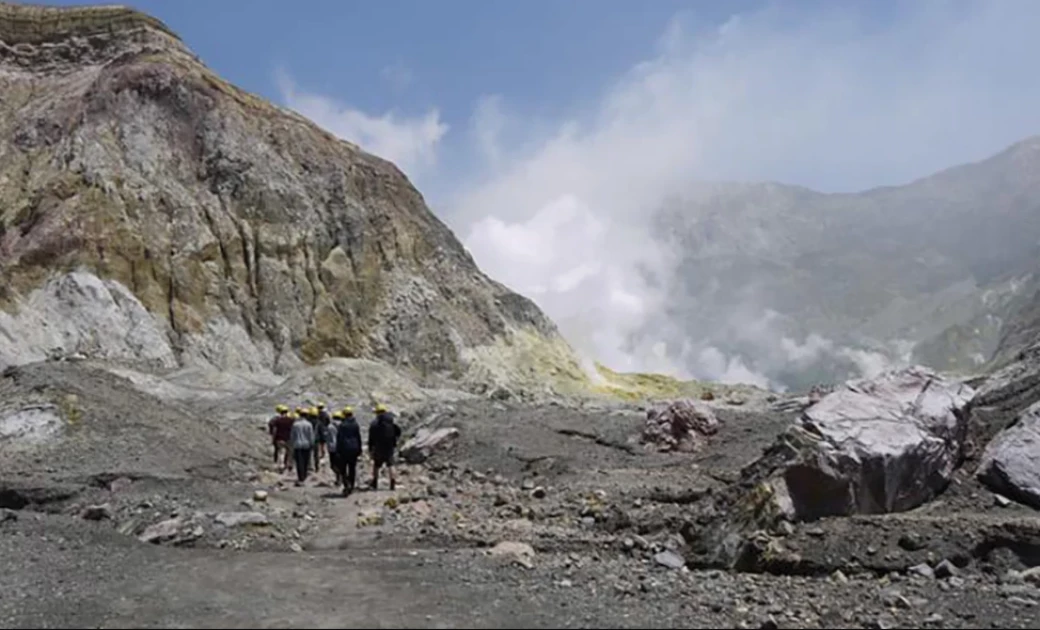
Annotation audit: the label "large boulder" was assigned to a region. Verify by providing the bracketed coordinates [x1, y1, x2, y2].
[642, 399, 720, 452]
[684, 366, 976, 570]
[772, 366, 975, 520]
[965, 345, 1040, 458]
[976, 401, 1040, 509]
[399, 427, 460, 464]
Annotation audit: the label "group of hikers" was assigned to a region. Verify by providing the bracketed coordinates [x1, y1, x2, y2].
[267, 402, 402, 495]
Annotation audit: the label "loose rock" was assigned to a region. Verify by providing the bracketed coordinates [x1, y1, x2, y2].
[909, 563, 935, 579]
[653, 549, 686, 570]
[138, 518, 184, 544]
[643, 399, 719, 452]
[899, 533, 927, 551]
[488, 541, 535, 568]
[214, 512, 270, 527]
[934, 559, 959, 579]
[80, 503, 113, 521]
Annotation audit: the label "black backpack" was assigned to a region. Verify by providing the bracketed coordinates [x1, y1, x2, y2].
[372, 414, 400, 449]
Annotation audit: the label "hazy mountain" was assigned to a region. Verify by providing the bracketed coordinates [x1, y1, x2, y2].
[643, 138, 1040, 390]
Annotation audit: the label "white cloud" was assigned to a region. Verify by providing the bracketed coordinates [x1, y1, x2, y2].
[449, 1, 1040, 386]
[276, 70, 447, 180]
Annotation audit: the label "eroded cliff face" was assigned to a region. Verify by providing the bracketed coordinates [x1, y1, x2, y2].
[0, 3, 586, 392]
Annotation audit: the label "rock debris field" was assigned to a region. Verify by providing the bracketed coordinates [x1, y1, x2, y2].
[2, 360, 1040, 629]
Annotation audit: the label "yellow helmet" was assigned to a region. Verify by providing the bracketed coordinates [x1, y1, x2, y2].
[342, 406, 354, 416]
[317, 402, 326, 409]
[374, 403, 388, 413]
[332, 410, 344, 420]
[309, 407, 319, 416]
[288, 411, 298, 419]
[276, 404, 289, 414]
[295, 406, 305, 415]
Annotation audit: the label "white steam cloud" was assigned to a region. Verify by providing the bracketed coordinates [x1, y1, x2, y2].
[280, 1, 1040, 390]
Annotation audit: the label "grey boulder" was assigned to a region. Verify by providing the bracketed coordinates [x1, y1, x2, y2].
[399, 427, 460, 464]
[214, 511, 270, 527]
[764, 366, 975, 520]
[643, 399, 719, 452]
[138, 518, 185, 544]
[976, 401, 1040, 509]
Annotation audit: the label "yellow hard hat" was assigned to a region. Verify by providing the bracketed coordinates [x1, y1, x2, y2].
[276, 404, 289, 413]
[295, 406, 305, 414]
[317, 402, 326, 409]
[374, 403, 388, 413]
[332, 410, 344, 419]
[288, 411, 298, 419]
[309, 407, 319, 416]
[342, 406, 354, 416]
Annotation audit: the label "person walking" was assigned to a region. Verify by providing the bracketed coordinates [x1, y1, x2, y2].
[327, 410, 342, 485]
[368, 403, 401, 491]
[314, 403, 331, 471]
[290, 410, 315, 485]
[336, 406, 363, 495]
[268, 404, 293, 472]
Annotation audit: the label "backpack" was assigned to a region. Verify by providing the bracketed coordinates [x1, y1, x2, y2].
[372, 414, 400, 450]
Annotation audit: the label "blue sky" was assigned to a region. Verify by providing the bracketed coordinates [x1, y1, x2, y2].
[52, 0, 965, 201]
[48, 0, 1040, 377]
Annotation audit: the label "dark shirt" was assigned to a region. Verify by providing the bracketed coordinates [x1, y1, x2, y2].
[270, 414, 293, 442]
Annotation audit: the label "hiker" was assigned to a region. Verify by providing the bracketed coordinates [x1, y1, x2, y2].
[315, 403, 331, 471]
[336, 406, 363, 495]
[290, 409, 315, 485]
[267, 404, 293, 472]
[302, 407, 319, 470]
[327, 410, 343, 485]
[368, 403, 402, 491]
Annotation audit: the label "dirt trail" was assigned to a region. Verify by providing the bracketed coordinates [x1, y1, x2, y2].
[295, 464, 401, 552]
[0, 517, 550, 629]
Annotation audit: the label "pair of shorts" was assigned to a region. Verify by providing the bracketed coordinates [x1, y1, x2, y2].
[372, 450, 394, 466]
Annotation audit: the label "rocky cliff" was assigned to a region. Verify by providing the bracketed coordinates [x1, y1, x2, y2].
[0, 3, 586, 392]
